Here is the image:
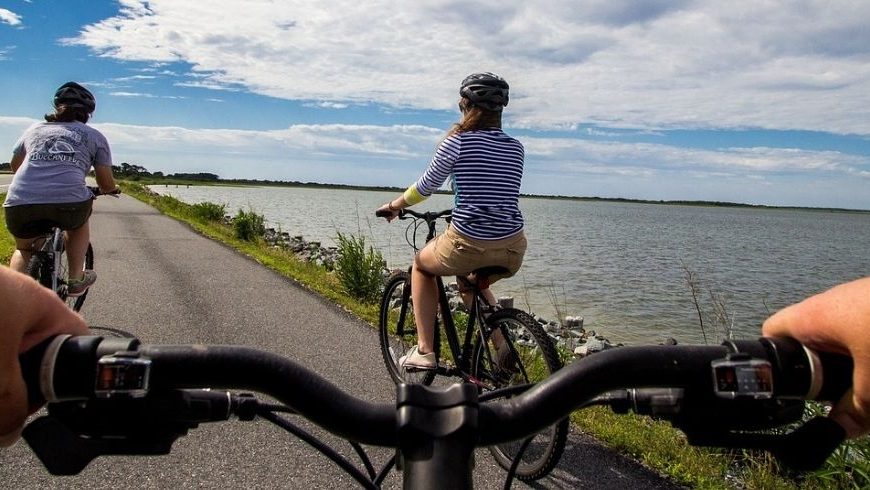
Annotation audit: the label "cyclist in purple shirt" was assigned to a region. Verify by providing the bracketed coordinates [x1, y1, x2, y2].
[377, 73, 527, 371]
[3, 82, 118, 296]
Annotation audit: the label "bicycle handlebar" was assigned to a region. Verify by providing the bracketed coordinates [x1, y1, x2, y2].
[375, 208, 452, 221]
[87, 186, 122, 197]
[19, 335, 851, 486]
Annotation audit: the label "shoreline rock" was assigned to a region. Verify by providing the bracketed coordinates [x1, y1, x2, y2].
[439, 279, 621, 359]
[262, 227, 339, 270]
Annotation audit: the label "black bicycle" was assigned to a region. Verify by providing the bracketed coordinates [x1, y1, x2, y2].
[24, 186, 119, 311]
[19, 335, 852, 489]
[376, 208, 567, 481]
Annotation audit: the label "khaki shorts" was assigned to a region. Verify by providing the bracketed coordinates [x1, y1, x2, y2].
[4, 200, 93, 239]
[430, 225, 527, 283]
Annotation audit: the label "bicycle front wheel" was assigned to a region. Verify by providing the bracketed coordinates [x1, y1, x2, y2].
[472, 308, 568, 481]
[60, 242, 94, 312]
[378, 270, 437, 385]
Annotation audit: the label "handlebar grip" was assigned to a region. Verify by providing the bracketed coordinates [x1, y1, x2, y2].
[88, 186, 122, 197]
[19, 335, 142, 406]
[814, 350, 853, 402]
[19, 337, 58, 408]
[375, 209, 393, 218]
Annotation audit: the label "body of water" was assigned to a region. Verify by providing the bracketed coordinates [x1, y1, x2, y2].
[151, 184, 870, 345]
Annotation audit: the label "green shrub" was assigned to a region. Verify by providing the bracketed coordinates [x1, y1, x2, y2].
[233, 208, 266, 241]
[335, 232, 386, 303]
[191, 201, 227, 222]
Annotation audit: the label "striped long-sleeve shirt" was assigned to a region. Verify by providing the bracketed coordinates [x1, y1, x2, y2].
[412, 128, 524, 240]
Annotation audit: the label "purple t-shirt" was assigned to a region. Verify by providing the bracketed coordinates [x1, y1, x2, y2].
[4, 121, 112, 206]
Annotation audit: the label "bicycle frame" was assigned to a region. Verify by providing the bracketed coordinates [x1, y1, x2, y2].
[30, 227, 66, 293]
[397, 269, 493, 379]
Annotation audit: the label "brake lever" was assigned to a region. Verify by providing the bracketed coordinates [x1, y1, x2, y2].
[772, 416, 846, 471]
[680, 415, 845, 471]
[23, 389, 235, 475]
[23, 414, 182, 475]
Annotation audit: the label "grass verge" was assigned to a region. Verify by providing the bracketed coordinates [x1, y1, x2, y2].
[0, 195, 14, 264]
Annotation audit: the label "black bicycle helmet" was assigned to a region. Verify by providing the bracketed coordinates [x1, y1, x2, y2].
[53, 82, 96, 113]
[459, 72, 509, 111]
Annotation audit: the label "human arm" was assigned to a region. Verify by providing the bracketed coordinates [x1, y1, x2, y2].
[93, 165, 119, 195]
[9, 151, 24, 173]
[762, 276, 870, 438]
[0, 267, 89, 447]
[376, 136, 458, 222]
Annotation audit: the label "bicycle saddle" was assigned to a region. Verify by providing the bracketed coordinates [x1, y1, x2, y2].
[464, 266, 510, 290]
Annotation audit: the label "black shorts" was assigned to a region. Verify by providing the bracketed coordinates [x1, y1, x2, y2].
[4, 200, 93, 239]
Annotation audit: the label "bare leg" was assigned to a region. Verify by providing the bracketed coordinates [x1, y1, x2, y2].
[10, 238, 35, 274]
[456, 276, 505, 347]
[457, 274, 497, 308]
[411, 243, 452, 354]
[65, 222, 90, 281]
[480, 287, 497, 306]
[480, 287, 506, 346]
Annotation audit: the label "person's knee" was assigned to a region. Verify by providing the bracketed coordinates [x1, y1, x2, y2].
[413, 252, 439, 277]
[412, 261, 436, 278]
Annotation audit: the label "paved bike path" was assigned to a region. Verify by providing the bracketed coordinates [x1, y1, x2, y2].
[1, 193, 682, 489]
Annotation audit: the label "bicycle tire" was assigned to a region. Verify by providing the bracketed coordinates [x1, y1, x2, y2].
[378, 270, 438, 385]
[60, 242, 94, 312]
[472, 308, 569, 481]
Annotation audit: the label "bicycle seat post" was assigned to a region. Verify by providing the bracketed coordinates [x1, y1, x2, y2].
[396, 383, 478, 489]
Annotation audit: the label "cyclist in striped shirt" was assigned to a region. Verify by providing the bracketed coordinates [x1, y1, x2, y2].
[377, 73, 527, 371]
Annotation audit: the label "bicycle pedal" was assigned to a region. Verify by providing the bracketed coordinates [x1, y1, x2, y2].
[403, 364, 437, 373]
[483, 304, 502, 315]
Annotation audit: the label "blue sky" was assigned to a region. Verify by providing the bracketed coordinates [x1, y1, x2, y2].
[1, 0, 869, 210]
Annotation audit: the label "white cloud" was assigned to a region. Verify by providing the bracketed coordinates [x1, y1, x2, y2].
[60, 1, 870, 136]
[109, 91, 186, 99]
[305, 101, 350, 109]
[0, 45, 14, 60]
[5, 113, 864, 180]
[2, 115, 866, 207]
[0, 8, 22, 26]
[520, 137, 868, 178]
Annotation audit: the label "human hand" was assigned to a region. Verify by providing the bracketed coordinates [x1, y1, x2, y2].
[762, 277, 870, 438]
[0, 267, 89, 447]
[376, 202, 399, 222]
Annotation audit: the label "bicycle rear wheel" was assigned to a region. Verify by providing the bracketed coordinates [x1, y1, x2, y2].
[378, 270, 438, 385]
[60, 242, 94, 312]
[472, 308, 568, 481]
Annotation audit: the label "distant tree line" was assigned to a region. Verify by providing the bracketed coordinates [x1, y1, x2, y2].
[111, 162, 219, 182]
[2, 160, 218, 181]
